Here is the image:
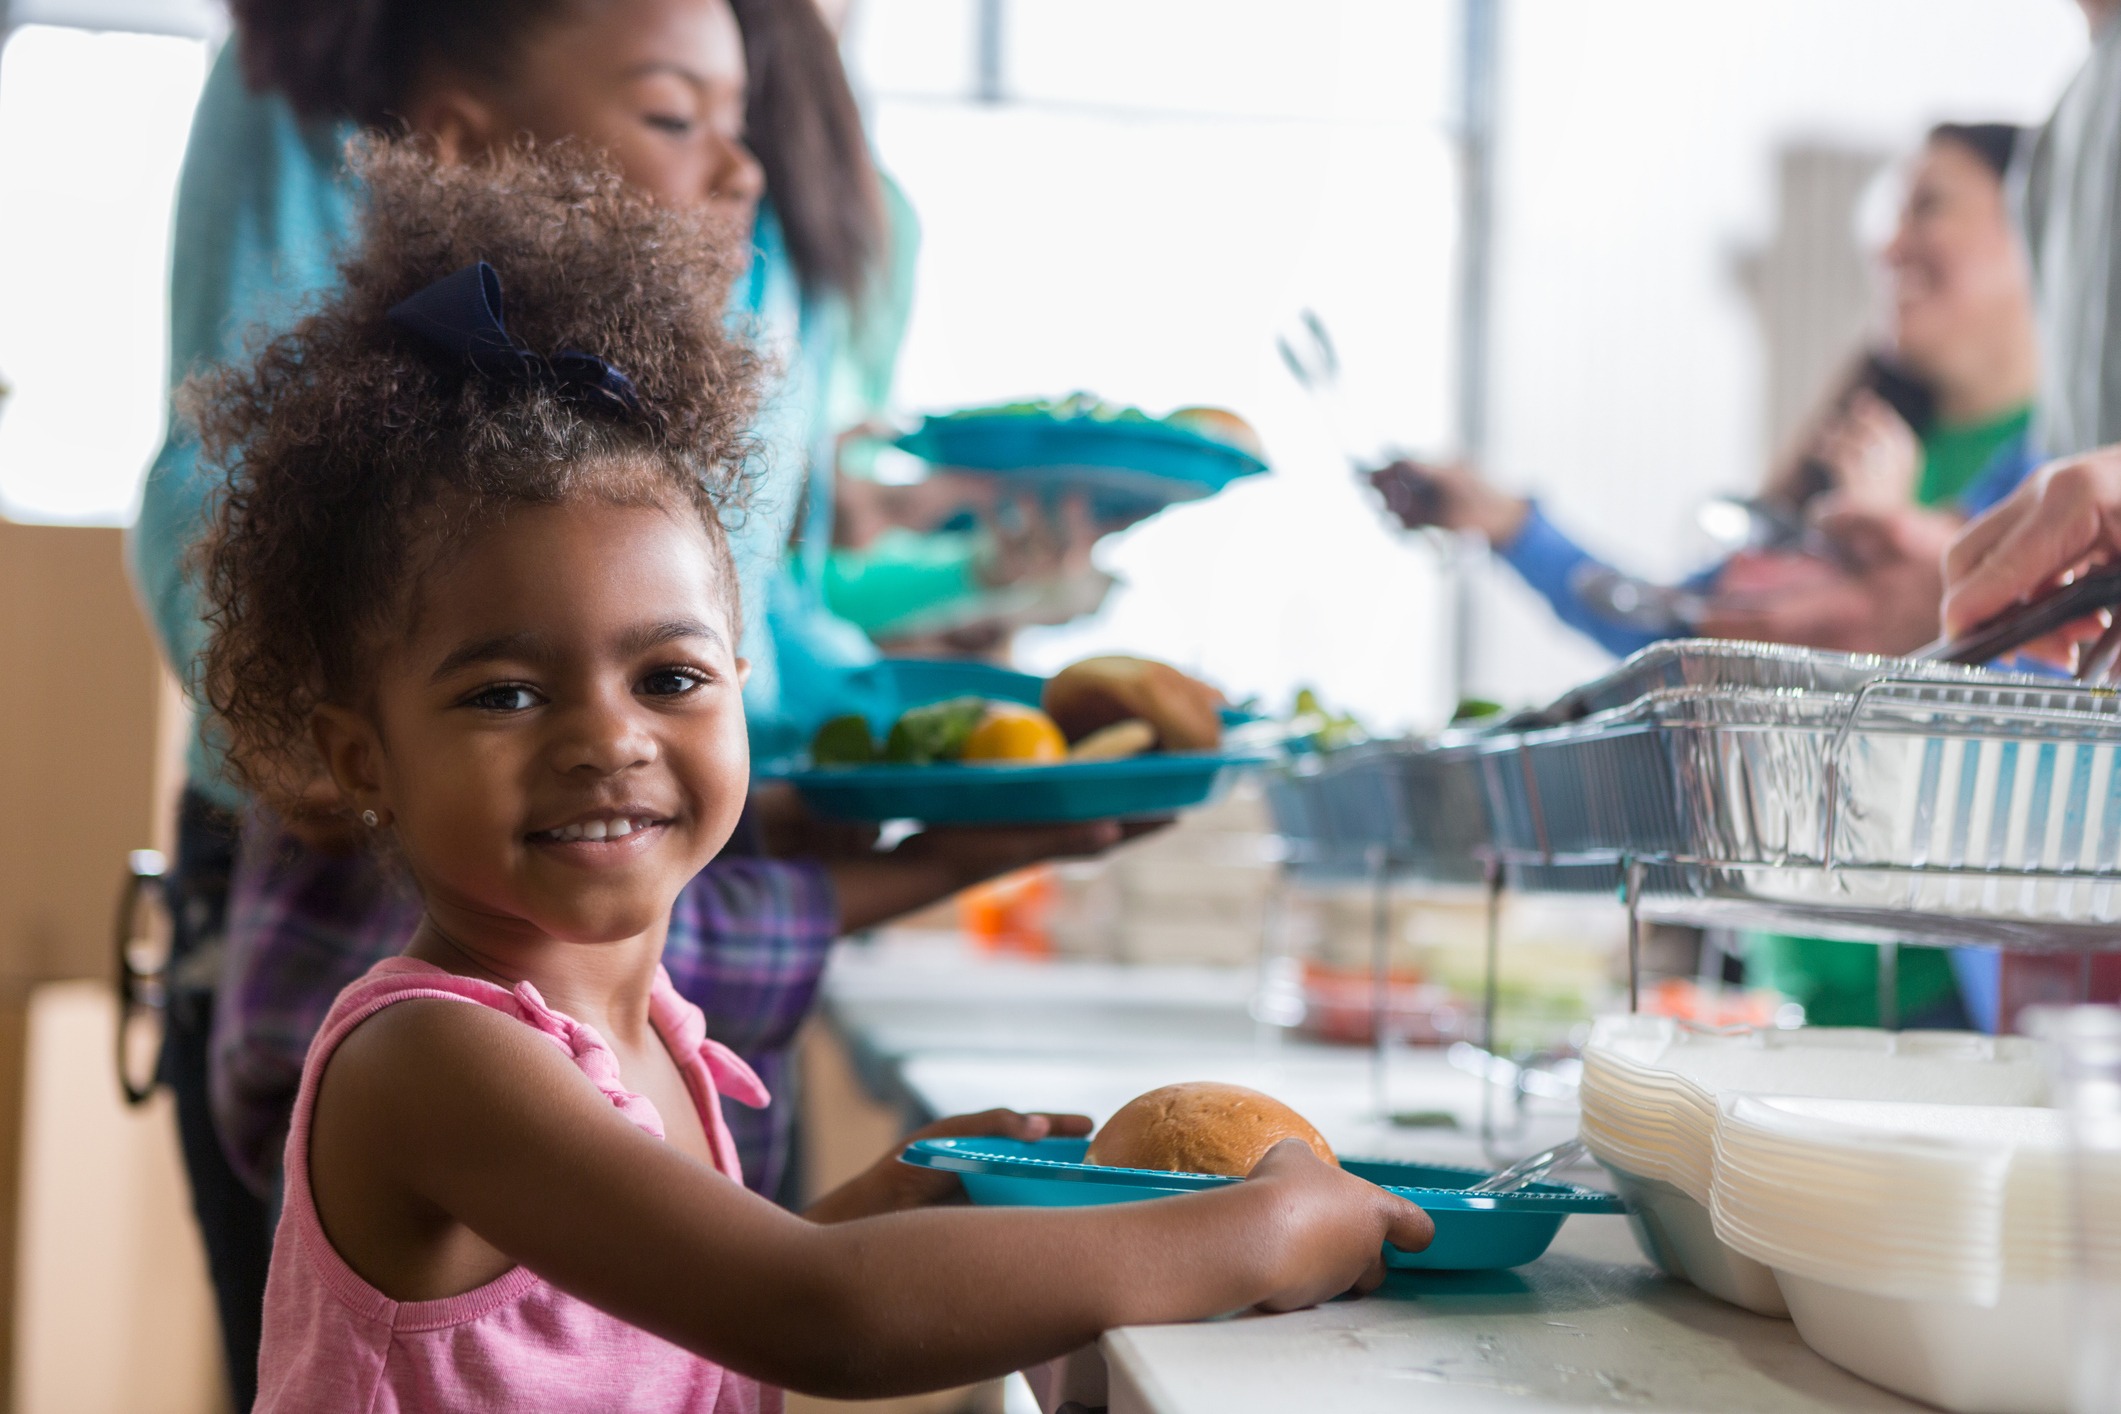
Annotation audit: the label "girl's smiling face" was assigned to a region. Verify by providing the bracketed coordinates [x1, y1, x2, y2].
[316, 493, 749, 950]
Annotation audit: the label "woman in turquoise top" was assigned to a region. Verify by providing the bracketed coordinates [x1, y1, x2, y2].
[132, 18, 883, 796]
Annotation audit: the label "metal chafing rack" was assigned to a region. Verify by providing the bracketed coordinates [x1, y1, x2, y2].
[1480, 641, 2121, 954]
[1263, 641, 2121, 1080]
[1264, 737, 1491, 886]
[1262, 733, 1511, 1129]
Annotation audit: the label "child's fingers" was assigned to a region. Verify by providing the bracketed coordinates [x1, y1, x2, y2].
[910, 1109, 1093, 1142]
[1245, 1137, 1324, 1178]
[997, 1111, 1092, 1139]
[1349, 1251, 1389, 1296]
[913, 1108, 1030, 1139]
[1381, 1193, 1436, 1254]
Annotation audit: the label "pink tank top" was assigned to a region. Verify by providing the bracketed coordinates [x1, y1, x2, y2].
[256, 957, 780, 1414]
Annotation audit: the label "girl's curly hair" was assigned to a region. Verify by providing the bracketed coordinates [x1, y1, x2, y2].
[192, 137, 761, 809]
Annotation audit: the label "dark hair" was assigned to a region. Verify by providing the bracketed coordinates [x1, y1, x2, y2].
[231, 0, 883, 301]
[729, 0, 884, 303]
[1929, 122, 2020, 182]
[191, 139, 761, 808]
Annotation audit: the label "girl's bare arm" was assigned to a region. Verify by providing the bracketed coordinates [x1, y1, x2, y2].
[323, 1000, 1431, 1399]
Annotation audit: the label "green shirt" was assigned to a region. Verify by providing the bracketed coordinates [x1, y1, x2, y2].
[1916, 406, 2033, 507]
[1745, 935, 1962, 1028]
[823, 528, 980, 638]
[1755, 401, 2032, 1027]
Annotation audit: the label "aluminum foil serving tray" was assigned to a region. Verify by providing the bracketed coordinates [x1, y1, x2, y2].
[1480, 642, 2121, 949]
[1514, 639, 2010, 727]
[1264, 738, 1493, 885]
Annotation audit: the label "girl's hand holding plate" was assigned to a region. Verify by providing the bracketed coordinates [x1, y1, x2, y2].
[805, 1110, 1095, 1223]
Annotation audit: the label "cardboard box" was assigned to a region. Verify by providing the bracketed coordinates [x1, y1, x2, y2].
[0, 521, 186, 984]
[0, 521, 215, 1412]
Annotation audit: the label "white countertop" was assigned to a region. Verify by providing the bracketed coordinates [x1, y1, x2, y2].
[823, 937, 1925, 1414]
[1094, 1215, 1925, 1414]
[826, 933, 1580, 1165]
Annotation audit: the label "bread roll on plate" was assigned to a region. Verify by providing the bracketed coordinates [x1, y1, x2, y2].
[1042, 656, 1225, 753]
[1084, 1082, 1336, 1177]
[1165, 405, 1263, 458]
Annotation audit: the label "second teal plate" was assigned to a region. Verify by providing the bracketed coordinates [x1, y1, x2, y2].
[897, 412, 1266, 524]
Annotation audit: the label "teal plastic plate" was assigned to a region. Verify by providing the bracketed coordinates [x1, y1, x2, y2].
[765, 659, 1267, 824]
[897, 413, 1267, 525]
[836, 659, 1045, 734]
[902, 1137, 1624, 1270]
[779, 752, 1260, 824]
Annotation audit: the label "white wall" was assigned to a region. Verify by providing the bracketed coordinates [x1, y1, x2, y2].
[0, 26, 209, 525]
[0, 3, 2093, 723]
[1471, 0, 2087, 705]
[858, 0, 2091, 724]
[856, 0, 1467, 729]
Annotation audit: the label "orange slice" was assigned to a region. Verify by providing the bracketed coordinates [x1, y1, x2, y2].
[960, 703, 1068, 763]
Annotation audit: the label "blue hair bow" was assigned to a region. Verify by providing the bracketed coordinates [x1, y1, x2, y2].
[386, 262, 641, 417]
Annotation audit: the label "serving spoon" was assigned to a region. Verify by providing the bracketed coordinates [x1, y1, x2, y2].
[1466, 1137, 1587, 1194]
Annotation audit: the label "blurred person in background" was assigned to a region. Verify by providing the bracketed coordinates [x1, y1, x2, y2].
[1372, 121, 2040, 1034]
[830, 473, 1112, 656]
[1371, 121, 2038, 663]
[794, 0, 1116, 659]
[1725, 0, 2121, 1032]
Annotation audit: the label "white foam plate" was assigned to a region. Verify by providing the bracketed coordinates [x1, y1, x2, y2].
[1601, 1163, 1788, 1317]
[1778, 1272, 2068, 1414]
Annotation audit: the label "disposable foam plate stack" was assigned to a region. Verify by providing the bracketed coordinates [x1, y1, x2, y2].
[1578, 1017, 2045, 1316]
[1711, 1097, 2073, 1414]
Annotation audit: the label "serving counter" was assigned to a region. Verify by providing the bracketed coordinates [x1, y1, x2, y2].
[816, 938, 1932, 1414]
[1090, 1218, 1926, 1414]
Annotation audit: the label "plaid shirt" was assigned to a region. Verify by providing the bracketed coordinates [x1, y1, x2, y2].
[211, 814, 838, 1203]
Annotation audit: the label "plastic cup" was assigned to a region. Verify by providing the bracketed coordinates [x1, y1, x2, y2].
[2028, 1005, 2121, 1414]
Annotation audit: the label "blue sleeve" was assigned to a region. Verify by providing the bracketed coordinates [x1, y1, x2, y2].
[125, 44, 357, 805]
[1496, 502, 1668, 658]
[1956, 432, 2040, 519]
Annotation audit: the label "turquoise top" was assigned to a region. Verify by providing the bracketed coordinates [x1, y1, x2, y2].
[128, 46, 356, 809]
[811, 172, 988, 642]
[129, 43, 876, 805]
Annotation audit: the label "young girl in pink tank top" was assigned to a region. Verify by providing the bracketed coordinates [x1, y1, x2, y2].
[189, 139, 1432, 1412]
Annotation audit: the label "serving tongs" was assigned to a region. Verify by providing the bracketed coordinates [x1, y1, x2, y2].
[1276, 309, 1370, 474]
[1921, 562, 2121, 682]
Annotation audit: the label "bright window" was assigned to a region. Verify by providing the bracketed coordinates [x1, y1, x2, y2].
[849, 0, 1466, 731]
[0, 25, 209, 524]
[851, 0, 2089, 721]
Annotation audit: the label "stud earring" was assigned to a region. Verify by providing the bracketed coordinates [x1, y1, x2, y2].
[361, 809, 380, 828]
